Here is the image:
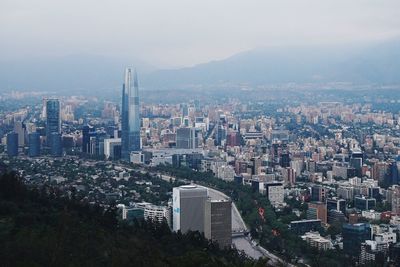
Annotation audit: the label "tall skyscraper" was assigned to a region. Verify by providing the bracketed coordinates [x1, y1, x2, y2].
[204, 199, 232, 248]
[46, 99, 60, 146]
[6, 132, 18, 157]
[14, 121, 25, 147]
[50, 132, 62, 157]
[173, 185, 208, 233]
[121, 68, 141, 160]
[28, 132, 41, 157]
[82, 125, 94, 153]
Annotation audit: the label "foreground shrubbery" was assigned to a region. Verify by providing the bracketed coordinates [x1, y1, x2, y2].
[0, 171, 265, 267]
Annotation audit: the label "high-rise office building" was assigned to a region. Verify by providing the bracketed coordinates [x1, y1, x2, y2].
[326, 198, 346, 214]
[391, 186, 400, 215]
[104, 138, 121, 159]
[204, 199, 232, 248]
[45, 99, 60, 146]
[311, 186, 326, 202]
[50, 132, 62, 157]
[28, 132, 41, 157]
[176, 127, 197, 149]
[342, 223, 371, 256]
[354, 196, 376, 211]
[6, 132, 18, 157]
[265, 182, 284, 206]
[14, 121, 25, 147]
[82, 125, 95, 153]
[215, 123, 226, 146]
[181, 104, 189, 117]
[307, 202, 327, 224]
[173, 185, 208, 233]
[121, 68, 141, 160]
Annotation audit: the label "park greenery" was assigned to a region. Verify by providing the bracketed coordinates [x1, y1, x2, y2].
[153, 164, 355, 267]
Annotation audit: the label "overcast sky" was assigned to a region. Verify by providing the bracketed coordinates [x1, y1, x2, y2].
[1, 0, 400, 68]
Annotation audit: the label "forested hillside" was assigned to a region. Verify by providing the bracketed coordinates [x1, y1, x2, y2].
[0, 172, 264, 267]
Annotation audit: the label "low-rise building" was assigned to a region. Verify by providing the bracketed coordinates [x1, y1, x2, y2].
[301, 232, 333, 250]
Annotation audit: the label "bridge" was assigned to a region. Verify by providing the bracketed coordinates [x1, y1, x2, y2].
[231, 229, 249, 237]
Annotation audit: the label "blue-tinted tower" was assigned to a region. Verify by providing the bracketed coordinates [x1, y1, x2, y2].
[28, 132, 41, 157]
[50, 132, 62, 157]
[121, 68, 141, 160]
[6, 132, 18, 157]
[46, 99, 60, 146]
[342, 223, 371, 256]
[82, 125, 95, 153]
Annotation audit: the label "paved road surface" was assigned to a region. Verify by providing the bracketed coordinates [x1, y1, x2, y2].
[199, 185, 295, 266]
[156, 173, 294, 266]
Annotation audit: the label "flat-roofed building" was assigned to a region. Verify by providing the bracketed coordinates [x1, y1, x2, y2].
[204, 199, 232, 248]
[173, 185, 208, 233]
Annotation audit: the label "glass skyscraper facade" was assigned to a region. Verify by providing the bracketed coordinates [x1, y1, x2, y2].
[121, 68, 141, 160]
[46, 99, 60, 146]
[342, 223, 371, 256]
[28, 132, 41, 157]
[6, 132, 18, 157]
[50, 132, 62, 157]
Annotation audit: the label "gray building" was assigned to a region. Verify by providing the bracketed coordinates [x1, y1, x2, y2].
[265, 182, 284, 206]
[204, 199, 232, 248]
[176, 127, 197, 149]
[173, 185, 208, 233]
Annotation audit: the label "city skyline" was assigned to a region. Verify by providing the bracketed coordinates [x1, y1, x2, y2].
[1, 1, 400, 266]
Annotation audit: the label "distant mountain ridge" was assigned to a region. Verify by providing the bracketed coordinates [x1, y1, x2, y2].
[1, 39, 400, 92]
[142, 39, 400, 89]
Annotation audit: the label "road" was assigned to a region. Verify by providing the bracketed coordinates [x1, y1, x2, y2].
[202, 185, 295, 266]
[154, 172, 294, 265]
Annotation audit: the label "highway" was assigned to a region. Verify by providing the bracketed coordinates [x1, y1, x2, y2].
[156, 172, 294, 265]
[202, 185, 295, 266]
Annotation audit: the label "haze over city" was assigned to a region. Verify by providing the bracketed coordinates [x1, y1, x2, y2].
[1, 0, 400, 67]
[1, 1, 400, 267]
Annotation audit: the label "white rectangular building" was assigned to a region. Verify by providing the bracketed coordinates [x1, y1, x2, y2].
[173, 185, 208, 233]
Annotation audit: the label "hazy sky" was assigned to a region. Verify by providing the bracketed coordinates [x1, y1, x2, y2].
[1, 0, 400, 68]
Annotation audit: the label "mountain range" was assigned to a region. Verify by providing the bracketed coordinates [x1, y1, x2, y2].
[1, 39, 400, 93]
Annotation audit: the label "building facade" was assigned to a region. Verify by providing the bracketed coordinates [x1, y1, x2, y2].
[172, 185, 208, 233]
[46, 99, 60, 146]
[121, 68, 141, 160]
[204, 199, 232, 248]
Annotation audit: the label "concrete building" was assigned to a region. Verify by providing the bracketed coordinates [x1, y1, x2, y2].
[144, 204, 171, 227]
[173, 185, 208, 233]
[204, 199, 232, 248]
[392, 186, 400, 215]
[307, 202, 327, 224]
[301, 232, 333, 250]
[14, 121, 25, 147]
[104, 138, 121, 159]
[265, 182, 284, 207]
[176, 127, 197, 149]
